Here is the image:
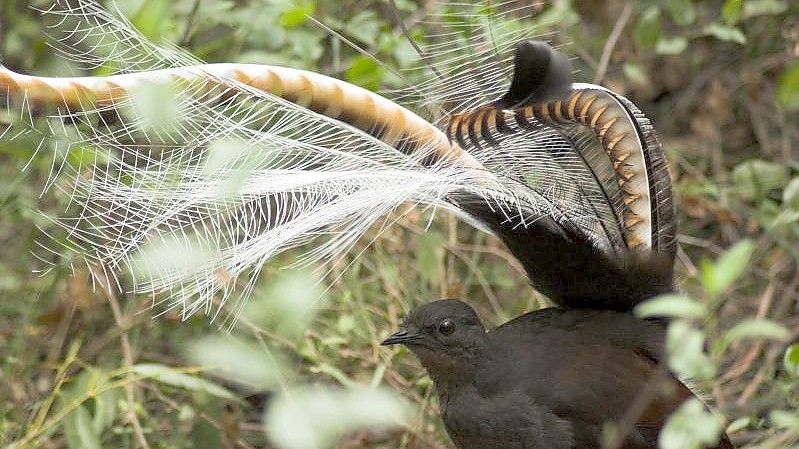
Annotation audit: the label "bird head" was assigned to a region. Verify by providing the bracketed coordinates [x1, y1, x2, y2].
[381, 299, 487, 381]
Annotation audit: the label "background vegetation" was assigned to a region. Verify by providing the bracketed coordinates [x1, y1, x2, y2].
[1, 0, 798, 448]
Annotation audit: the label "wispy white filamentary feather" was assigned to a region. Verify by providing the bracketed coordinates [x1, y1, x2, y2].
[2, 1, 639, 320]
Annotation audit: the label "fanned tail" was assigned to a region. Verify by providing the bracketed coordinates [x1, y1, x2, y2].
[1, 0, 675, 317]
[445, 40, 676, 309]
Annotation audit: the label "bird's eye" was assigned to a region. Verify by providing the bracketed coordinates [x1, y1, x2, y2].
[438, 318, 456, 335]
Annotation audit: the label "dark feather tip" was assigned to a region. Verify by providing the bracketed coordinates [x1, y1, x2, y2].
[494, 40, 573, 109]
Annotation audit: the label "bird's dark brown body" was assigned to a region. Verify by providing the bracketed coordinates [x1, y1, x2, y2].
[383, 301, 733, 449]
[378, 40, 733, 449]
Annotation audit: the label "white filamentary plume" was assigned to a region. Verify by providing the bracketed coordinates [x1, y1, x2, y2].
[3, 1, 624, 321]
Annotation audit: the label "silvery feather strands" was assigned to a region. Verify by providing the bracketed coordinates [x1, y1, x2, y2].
[0, 1, 675, 319]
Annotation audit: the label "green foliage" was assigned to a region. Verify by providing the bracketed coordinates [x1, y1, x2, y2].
[778, 62, 799, 110]
[784, 344, 799, 378]
[635, 294, 706, 319]
[130, 364, 239, 400]
[659, 399, 724, 449]
[2, 1, 797, 448]
[266, 386, 412, 449]
[701, 239, 754, 298]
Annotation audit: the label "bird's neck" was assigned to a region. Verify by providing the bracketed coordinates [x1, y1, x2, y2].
[417, 347, 485, 396]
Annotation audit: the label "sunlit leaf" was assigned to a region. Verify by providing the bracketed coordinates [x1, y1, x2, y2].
[635, 294, 706, 319]
[130, 234, 218, 285]
[280, 2, 315, 28]
[623, 62, 649, 85]
[128, 82, 186, 135]
[783, 177, 799, 210]
[132, 0, 171, 40]
[92, 387, 118, 434]
[733, 159, 789, 201]
[703, 23, 746, 44]
[667, 320, 716, 380]
[243, 270, 326, 338]
[726, 416, 750, 433]
[266, 386, 412, 449]
[659, 399, 723, 449]
[63, 405, 102, 449]
[777, 62, 799, 111]
[770, 410, 799, 431]
[723, 319, 790, 345]
[743, 0, 788, 18]
[656, 37, 688, 55]
[701, 240, 754, 297]
[131, 363, 239, 400]
[187, 336, 286, 389]
[783, 344, 799, 378]
[344, 11, 382, 47]
[417, 231, 444, 286]
[634, 6, 661, 48]
[202, 138, 261, 199]
[722, 0, 742, 23]
[346, 56, 385, 91]
[666, 0, 695, 26]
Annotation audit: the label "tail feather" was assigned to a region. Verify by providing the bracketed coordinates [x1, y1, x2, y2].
[1, 1, 676, 316]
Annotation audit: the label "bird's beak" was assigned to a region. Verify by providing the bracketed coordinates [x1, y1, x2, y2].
[381, 328, 418, 346]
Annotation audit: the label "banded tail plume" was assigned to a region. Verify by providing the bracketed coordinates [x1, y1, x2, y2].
[2, 2, 674, 317]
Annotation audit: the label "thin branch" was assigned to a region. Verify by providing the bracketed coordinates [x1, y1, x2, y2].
[593, 3, 633, 84]
[387, 0, 443, 80]
[100, 270, 151, 449]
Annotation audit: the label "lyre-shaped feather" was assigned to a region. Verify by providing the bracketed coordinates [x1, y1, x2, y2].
[1, 0, 675, 318]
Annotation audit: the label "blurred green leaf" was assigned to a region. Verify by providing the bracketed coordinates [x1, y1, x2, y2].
[726, 416, 750, 433]
[656, 37, 688, 55]
[243, 270, 326, 338]
[703, 23, 746, 44]
[667, 320, 717, 380]
[783, 344, 799, 378]
[130, 234, 218, 285]
[666, 0, 695, 26]
[634, 6, 662, 48]
[128, 82, 186, 135]
[280, 2, 315, 28]
[266, 386, 412, 449]
[187, 336, 286, 389]
[91, 387, 118, 434]
[635, 294, 706, 319]
[131, 363, 239, 400]
[417, 231, 444, 285]
[202, 138, 262, 199]
[769, 410, 799, 430]
[132, 0, 171, 40]
[346, 55, 385, 91]
[701, 240, 754, 297]
[623, 62, 649, 85]
[536, 0, 579, 27]
[722, 0, 742, 24]
[732, 159, 789, 201]
[723, 319, 790, 345]
[63, 405, 102, 449]
[742, 0, 788, 18]
[345, 11, 383, 47]
[777, 62, 799, 111]
[783, 177, 799, 210]
[659, 399, 723, 449]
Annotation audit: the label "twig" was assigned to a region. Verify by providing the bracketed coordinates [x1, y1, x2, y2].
[179, 0, 202, 47]
[100, 271, 151, 449]
[387, 0, 443, 80]
[720, 282, 775, 382]
[593, 3, 633, 84]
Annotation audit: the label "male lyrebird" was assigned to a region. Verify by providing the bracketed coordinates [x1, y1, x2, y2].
[1, 2, 729, 447]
